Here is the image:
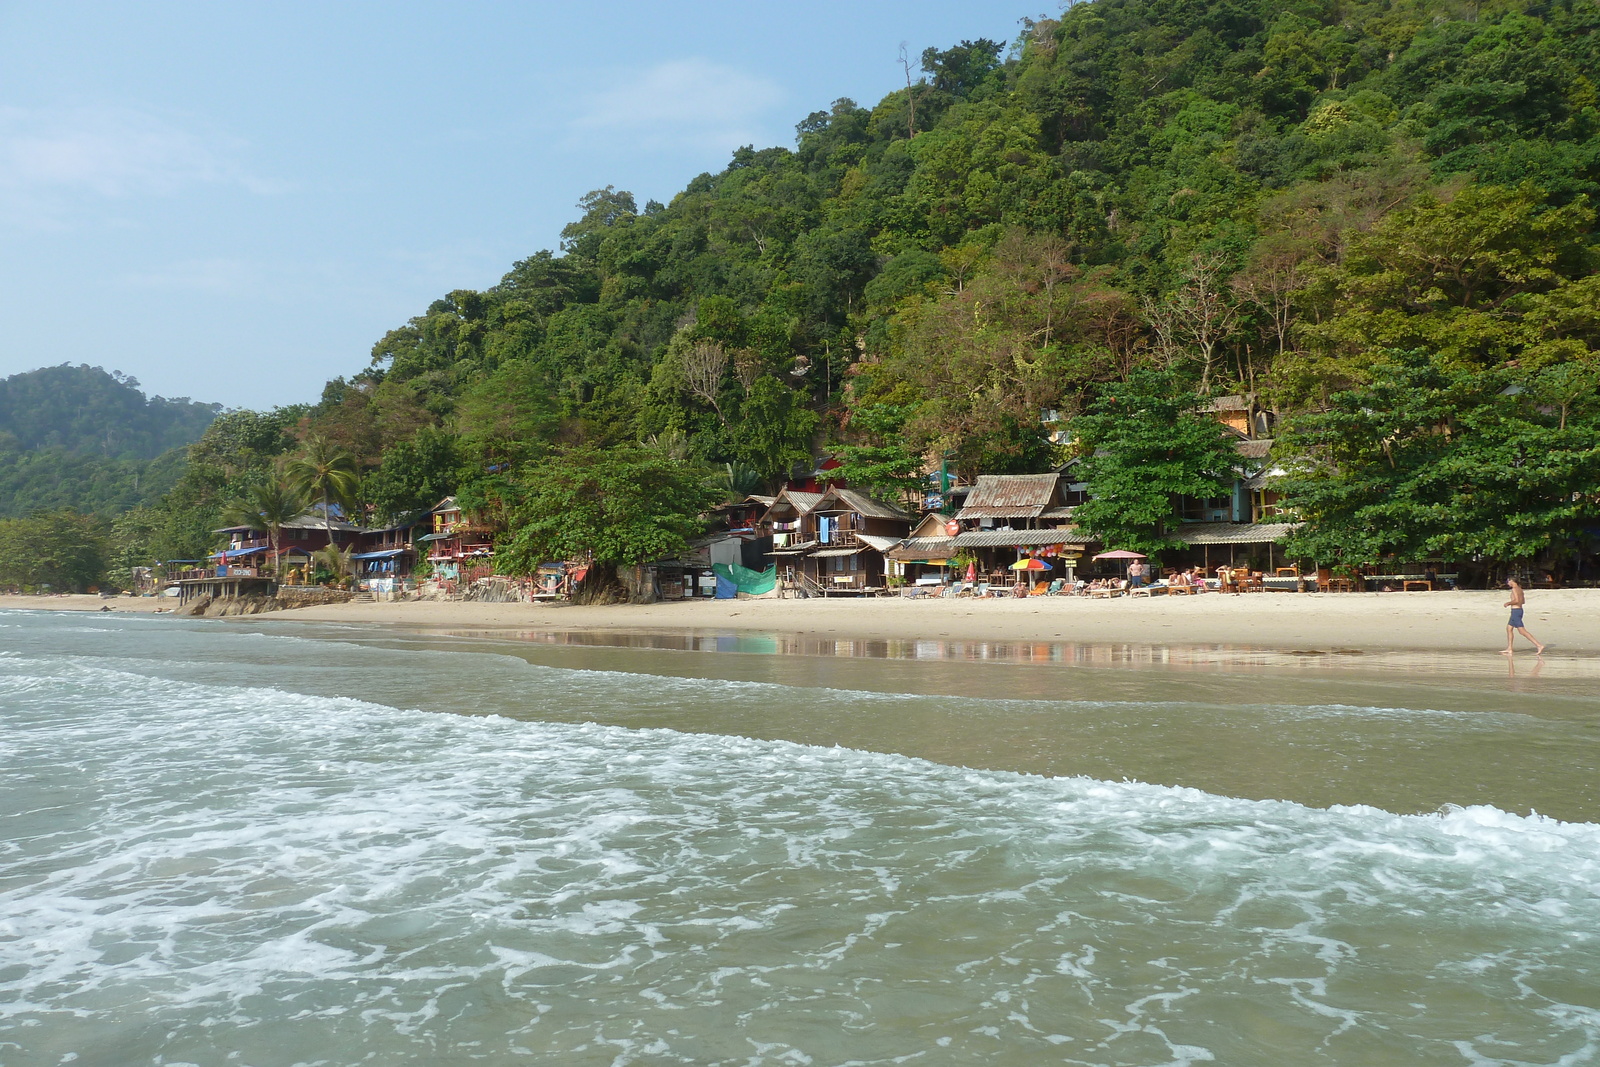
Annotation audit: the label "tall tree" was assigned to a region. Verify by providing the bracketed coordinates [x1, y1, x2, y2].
[496, 446, 722, 603]
[1069, 371, 1240, 555]
[1281, 350, 1600, 573]
[286, 436, 361, 544]
[218, 478, 310, 575]
[0, 510, 109, 592]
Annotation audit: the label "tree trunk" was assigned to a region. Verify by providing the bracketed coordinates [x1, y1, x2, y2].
[571, 562, 626, 605]
[620, 563, 658, 604]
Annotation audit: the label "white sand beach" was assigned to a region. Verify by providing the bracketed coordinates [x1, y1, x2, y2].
[12, 588, 1594, 656]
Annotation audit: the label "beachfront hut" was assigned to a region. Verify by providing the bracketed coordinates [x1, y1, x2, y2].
[885, 513, 961, 586]
[887, 526, 1098, 589]
[762, 489, 826, 593]
[418, 496, 497, 588]
[212, 511, 362, 583]
[351, 515, 424, 592]
[948, 473, 1085, 579]
[1169, 521, 1302, 579]
[801, 487, 915, 595]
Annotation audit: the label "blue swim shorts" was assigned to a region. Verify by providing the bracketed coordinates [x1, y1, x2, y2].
[1509, 608, 1525, 628]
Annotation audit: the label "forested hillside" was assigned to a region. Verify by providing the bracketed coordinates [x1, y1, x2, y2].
[0, 366, 218, 519]
[0, 365, 219, 457]
[129, 0, 1600, 573]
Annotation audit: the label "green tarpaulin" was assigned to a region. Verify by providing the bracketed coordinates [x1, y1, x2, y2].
[712, 562, 776, 597]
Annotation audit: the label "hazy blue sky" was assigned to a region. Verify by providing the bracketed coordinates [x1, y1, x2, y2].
[0, 2, 1027, 408]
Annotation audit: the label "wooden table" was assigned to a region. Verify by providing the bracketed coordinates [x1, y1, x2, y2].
[1324, 578, 1357, 593]
[1401, 580, 1434, 592]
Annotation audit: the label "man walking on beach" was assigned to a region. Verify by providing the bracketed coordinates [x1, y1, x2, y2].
[1501, 577, 1546, 655]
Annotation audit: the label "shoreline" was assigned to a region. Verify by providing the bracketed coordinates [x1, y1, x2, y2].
[10, 588, 1598, 658]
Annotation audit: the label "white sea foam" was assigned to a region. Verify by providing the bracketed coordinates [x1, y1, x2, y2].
[3, 621, 1598, 1066]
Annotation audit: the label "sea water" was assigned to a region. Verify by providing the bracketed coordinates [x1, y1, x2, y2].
[2, 612, 1598, 1066]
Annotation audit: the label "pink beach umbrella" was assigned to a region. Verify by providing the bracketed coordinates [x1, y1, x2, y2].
[1092, 548, 1146, 578]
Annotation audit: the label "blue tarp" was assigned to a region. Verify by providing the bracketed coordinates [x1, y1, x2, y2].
[209, 546, 269, 560]
[208, 546, 311, 559]
[350, 548, 408, 560]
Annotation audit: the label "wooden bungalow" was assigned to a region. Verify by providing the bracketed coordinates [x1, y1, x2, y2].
[791, 487, 914, 595]
[763, 489, 826, 591]
[418, 496, 497, 585]
[352, 516, 424, 592]
[949, 473, 1088, 580]
[212, 511, 362, 583]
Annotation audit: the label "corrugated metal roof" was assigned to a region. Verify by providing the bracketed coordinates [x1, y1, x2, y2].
[1176, 522, 1300, 545]
[1235, 438, 1273, 461]
[887, 537, 956, 561]
[956, 528, 1095, 548]
[815, 487, 913, 520]
[954, 474, 1060, 520]
[770, 540, 818, 555]
[812, 546, 864, 558]
[219, 513, 365, 535]
[887, 528, 1094, 556]
[765, 490, 824, 517]
[1039, 505, 1076, 519]
[857, 533, 903, 552]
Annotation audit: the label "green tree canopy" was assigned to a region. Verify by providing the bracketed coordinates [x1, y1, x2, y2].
[0, 510, 109, 592]
[1069, 371, 1240, 554]
[495, 446, 722, 598]
[1281, 349, 1600, 569]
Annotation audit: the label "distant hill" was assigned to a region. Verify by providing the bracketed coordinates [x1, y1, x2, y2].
[0, 364, 220, 460]
[0, 365, 220, 518]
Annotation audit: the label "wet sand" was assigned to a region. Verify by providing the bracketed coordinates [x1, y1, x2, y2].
[13, 588, 1591, 657]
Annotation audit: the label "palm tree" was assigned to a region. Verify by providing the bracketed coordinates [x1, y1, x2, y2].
[286, 436, 361, 547]
[312, 543, 355, 587]
[707, 461, 764, 503]
[219, 479, 309, 576]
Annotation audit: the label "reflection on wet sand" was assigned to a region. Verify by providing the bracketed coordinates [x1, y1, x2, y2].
[434, 626, 1600, 678]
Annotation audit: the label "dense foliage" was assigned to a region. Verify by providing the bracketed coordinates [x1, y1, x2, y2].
[0, 366, 218, 519]
[0, 510, 110, 592]
[1070, 371, 1242, 553]
[0, 365, 219, 457]
[19, 0, 1600, 577]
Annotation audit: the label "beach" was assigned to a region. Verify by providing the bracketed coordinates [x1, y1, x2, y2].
[10, 587, 1598, 655]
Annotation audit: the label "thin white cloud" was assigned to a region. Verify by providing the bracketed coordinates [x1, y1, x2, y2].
[0, 104, 285, 227]
[118, 257, 261, 296]
[572, 58, 786, 153]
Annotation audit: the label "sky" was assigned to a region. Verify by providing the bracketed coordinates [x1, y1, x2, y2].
[0, 1, 1027, 409]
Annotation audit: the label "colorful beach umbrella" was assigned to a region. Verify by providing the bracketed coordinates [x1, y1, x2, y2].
[1010, 557, 1052, 570]
[1092, 550, 1147, 560]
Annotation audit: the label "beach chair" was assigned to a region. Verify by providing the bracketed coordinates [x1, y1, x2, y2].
[1044, 578, 1067, 596]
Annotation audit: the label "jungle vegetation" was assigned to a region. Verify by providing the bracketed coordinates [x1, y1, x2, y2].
[11, 0, 1600, 585]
